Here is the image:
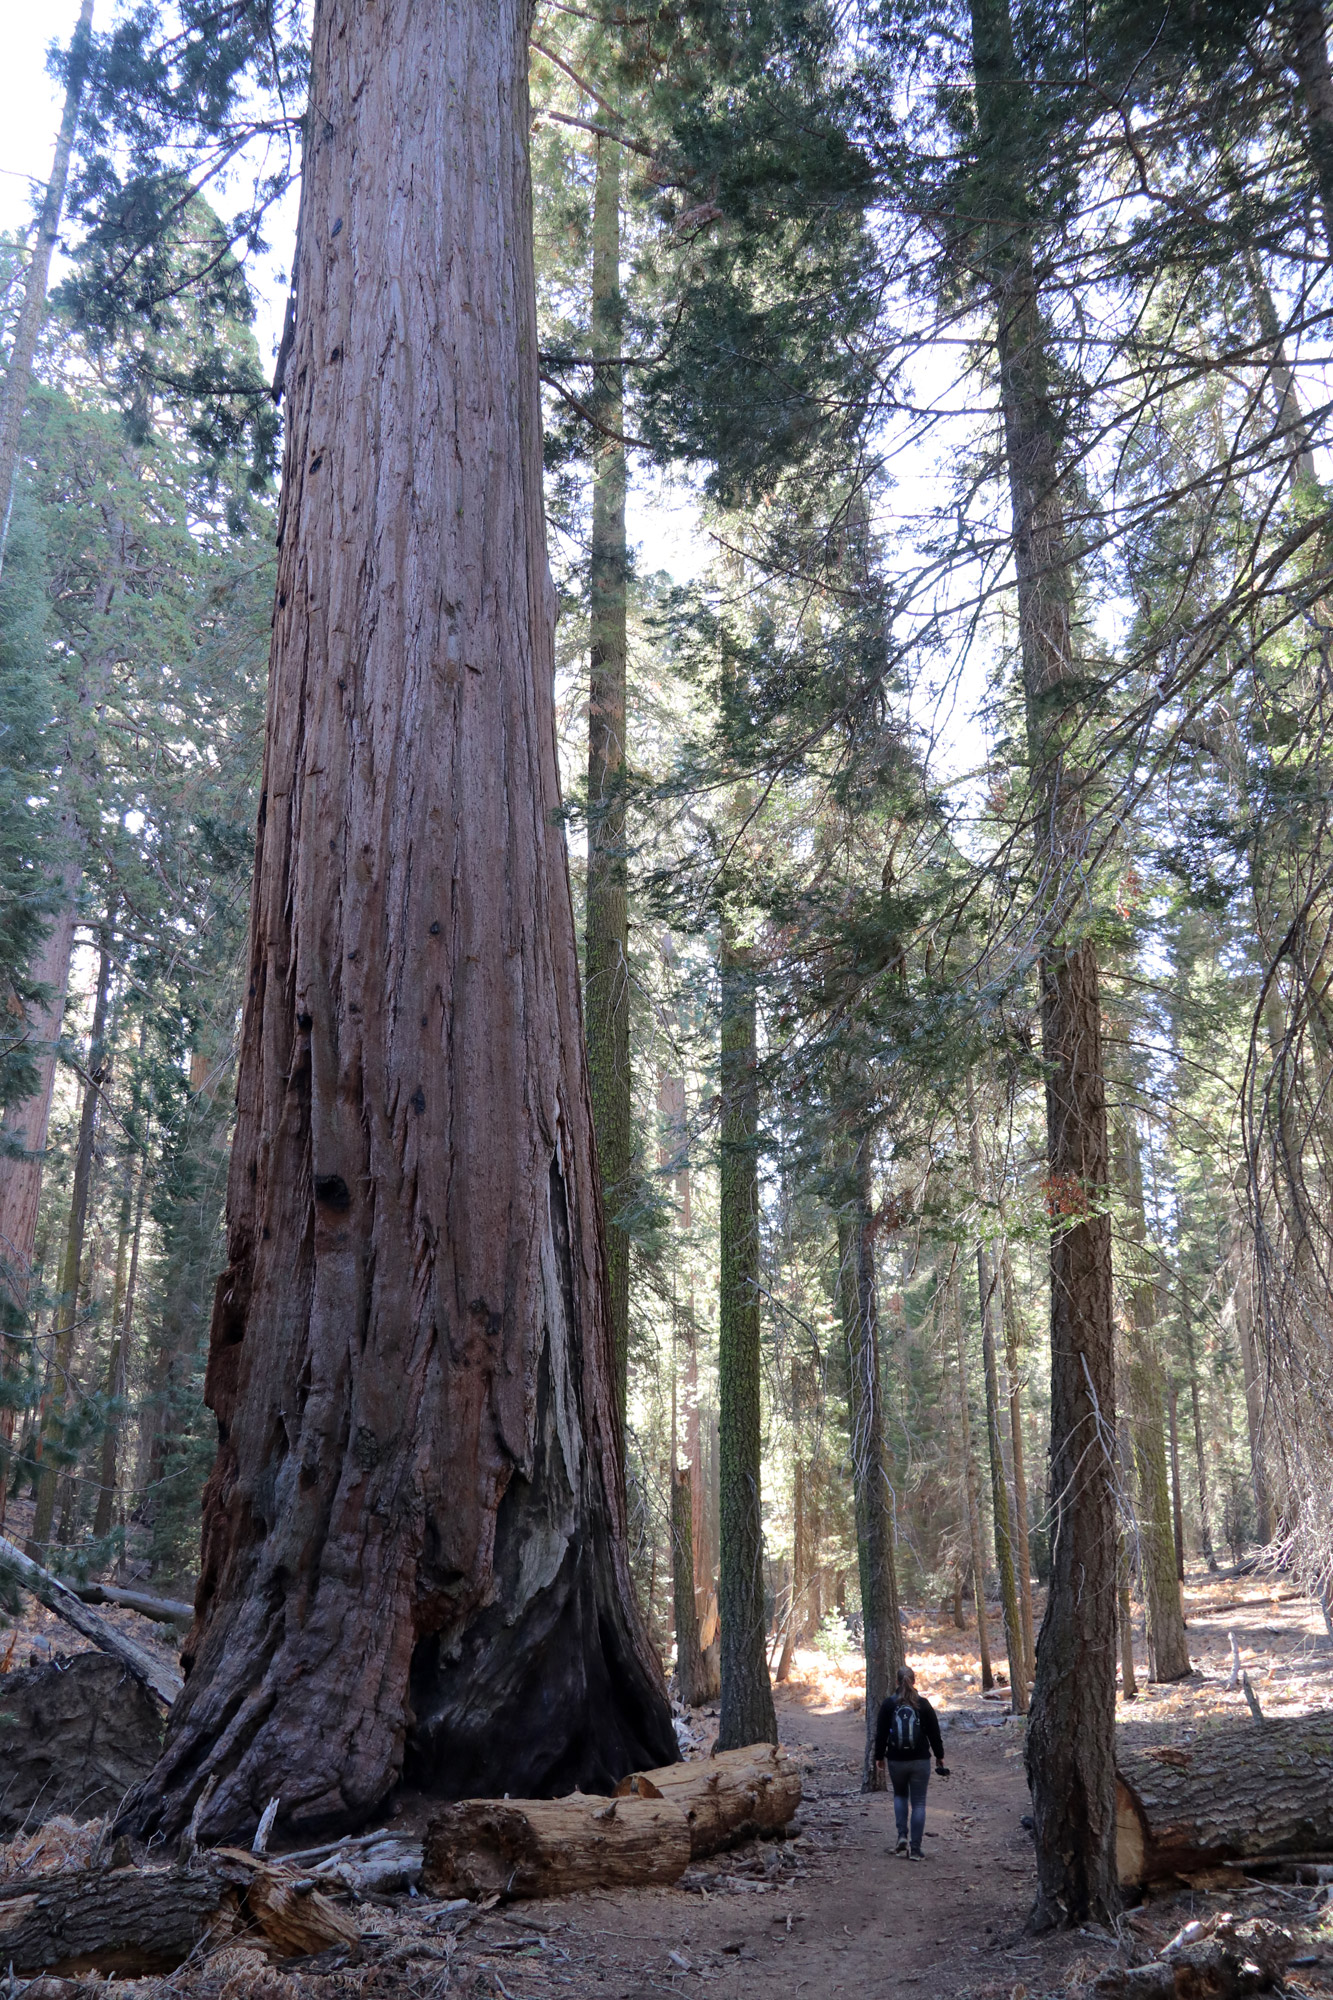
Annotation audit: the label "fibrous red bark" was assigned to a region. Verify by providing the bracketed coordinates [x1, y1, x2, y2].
[120, 0, 673, 1846]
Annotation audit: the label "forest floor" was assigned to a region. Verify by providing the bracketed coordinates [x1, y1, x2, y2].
[2, 1566, 1333, 1996]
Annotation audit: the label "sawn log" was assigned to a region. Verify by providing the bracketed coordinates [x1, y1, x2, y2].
[1116, 1709, 1333, 1885]
[614, 1742, 802, 1857]
[0, 1851, 356, 1975]
[422, 1793, 692, 1900]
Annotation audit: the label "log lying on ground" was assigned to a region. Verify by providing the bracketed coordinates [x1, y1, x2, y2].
[1116, 1710, 1333, 1885]
[1090, 1914, 1294, 1997]
[422, 1793, 692, 1900]
[614, 1742, 802, 1858]
[0, 1849, 356, 1975]
[0, 1534, 183, 1706]
[0, 1653, 165, 1839]
[72, 1583, 194, 1627]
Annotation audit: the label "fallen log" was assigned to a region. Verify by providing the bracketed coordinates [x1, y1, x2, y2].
[422, 1793, 691, 1901]
[72, 1582, 194, 1627]
[1090, 1914, 1293, 1997]
[0, 1849, 356, 1975]
[0, 1653, 164, 1839]
[0, 1534, 183, 1707]
[614, 1742, 801, 1858]
[1116, 1710, 1333, 1886]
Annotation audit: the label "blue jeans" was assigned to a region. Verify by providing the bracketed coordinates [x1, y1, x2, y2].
[887, 1757, 931, 1852]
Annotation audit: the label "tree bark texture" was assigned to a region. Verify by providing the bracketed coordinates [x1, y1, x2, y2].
[969, 1092, 1027, 1711]
[94, 1149, 146, 1540]
[968, 0, 1121, 1924]
[1118, 1120, 1190, 1682]
[584, 134, 632, 1419]
[614, 1743, 801, 1856]
[716, 927, 777, 1751]
[1115, 1711, 1333, 1885]
[1167, 1382, 1185, 1583]
[120, 0, 673, 1847]
[29, 923, 113, 1556]
[1180, 1275, 1216, 1567]
[422, 1793, 691, 1901]
[835, 1143, 905, 1782]
[0, 0, 94, 576]
[0, 1652, 163, 1839]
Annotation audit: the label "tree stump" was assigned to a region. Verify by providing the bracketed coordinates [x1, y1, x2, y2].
[421, 1793, 691, 1900]
[614, 1742, 802, 1857]
[1116, 1711, 1333, 1884]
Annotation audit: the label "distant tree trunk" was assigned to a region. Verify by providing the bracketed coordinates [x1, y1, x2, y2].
[951, 1261, 993, 1692]
[0, 0, 95, 576]
[835, 1139, 905, 1784]
[1235, 1272, 1275, 1544]
[672, 1465, 707, 1705]
[716, 922, 777, 1751]
[1167, 1382, 1186, 1583]
[584, 132, 632, 1420]
[969, 0, 1120, 1924]
[1179, 1272, 1216, 1568]
[94, 1146, 147, 1542]
[969, 1094, 1027, 1712]
[1001, 1244, 1037, 1682]
[28, 921, 113, 1556]
[120, 0, 673, 1846]
[1117, 1119, 1190, 1682]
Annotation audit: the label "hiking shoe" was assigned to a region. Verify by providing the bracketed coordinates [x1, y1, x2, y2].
[908, 1849, 925, 1860]
[894, 1839, 908, 1856]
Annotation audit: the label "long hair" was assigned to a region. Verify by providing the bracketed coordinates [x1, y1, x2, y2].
[894, 1665, 920, 1710]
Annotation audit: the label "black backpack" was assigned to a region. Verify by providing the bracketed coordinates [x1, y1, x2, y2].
[889, 1699, 924, 1757]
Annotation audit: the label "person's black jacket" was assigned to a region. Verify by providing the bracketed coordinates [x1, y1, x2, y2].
[874, 1694, 945, 1764]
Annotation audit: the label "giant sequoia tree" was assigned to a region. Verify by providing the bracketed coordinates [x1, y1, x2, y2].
[123, 0, 674, 1844]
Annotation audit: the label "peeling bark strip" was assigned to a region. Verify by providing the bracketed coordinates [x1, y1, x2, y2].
[121, 0, 673, 1845]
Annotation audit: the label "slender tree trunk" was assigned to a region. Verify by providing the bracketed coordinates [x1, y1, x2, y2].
[969, 0, 1119, 1924]
[584, 133, 632, 1420]
[1167, 1381, 1186, 1583]
[94, 1147, 147, 1541]
[28, 921, 113, 1556]
[951, 1261, 993, 1692]
[0, 0, 95, 577]
[716, 921, 777, 1751]
[1118, 1523, 1138, 1701]
[968, 1094, 1028, 1712]
[1235, 1271, 1275, 1544]
[1179, 1273, 1216, 1568]
[1117, 1119, 1190, 1681]
[1001, 1243, 1037, 1681]
[120, 0, 673, 1846]
[672, 1465, 706, 1705]
[835, 1139, 905, 1784]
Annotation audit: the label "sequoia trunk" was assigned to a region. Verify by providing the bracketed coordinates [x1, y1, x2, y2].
[970, 0, 1120, 1925]
[121, 0, 673, 1845]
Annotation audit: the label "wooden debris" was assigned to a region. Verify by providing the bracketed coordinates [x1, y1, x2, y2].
[1089, 1913, 1293, 1997]
[0, 1860, 238, 1975]
[614, 1742, 802, 1857]
[422, 1792, 692, 1900]
[241, 1863, 359, 1957]
[0, 1533, 183, 1706]
[72, 1582, 194, 1626]
[308, 1835, 422, 1897]
[1116, 1710, 1333, 1885]
[0, 1654, 164, 1840]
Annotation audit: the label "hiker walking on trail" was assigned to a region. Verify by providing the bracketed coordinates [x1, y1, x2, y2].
[874, 1665, 949, 1859]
